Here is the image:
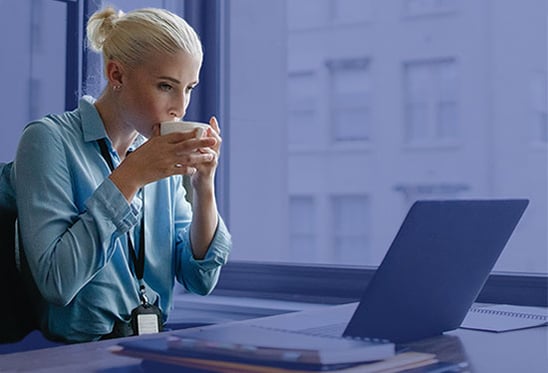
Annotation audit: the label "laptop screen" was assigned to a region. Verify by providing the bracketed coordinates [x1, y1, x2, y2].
[343, 199, 529, 343]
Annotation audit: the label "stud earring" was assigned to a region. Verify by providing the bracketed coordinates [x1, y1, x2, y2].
[113, 85, 122, 91]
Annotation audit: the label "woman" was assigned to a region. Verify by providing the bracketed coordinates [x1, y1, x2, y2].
[13, 7, 231, 343]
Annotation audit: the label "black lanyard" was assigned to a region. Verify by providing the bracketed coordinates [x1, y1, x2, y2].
[98, 139, 148, 304]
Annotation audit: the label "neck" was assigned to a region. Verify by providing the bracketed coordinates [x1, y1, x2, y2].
[94, 91, 138, 158]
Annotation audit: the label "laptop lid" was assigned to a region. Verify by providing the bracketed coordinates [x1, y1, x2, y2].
[343, 199, 529, 343]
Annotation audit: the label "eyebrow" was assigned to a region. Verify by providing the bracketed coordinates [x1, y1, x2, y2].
[157, 76, 199, 86]
[158, 76, 181, 85]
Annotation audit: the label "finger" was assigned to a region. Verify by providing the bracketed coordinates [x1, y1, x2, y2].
[150, 123, 161, 137]
[174, 138, 216, 155]
[174, 152, 215, 167]
[204, 130, 221, 149]
[193, 152, 215, 163]
[164, 131, 198, 144]
[172, 164, 197, 175]
[196, 146, 218, 159]
[202, 125, 222, 152]
[209, 116, 220, 134]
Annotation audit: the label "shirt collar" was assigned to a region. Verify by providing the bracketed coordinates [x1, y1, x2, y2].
[79, 95, 146, 150]
[80, 95, 107, 143]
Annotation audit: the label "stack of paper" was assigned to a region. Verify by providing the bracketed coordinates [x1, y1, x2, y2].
[112, 334, 437, 372]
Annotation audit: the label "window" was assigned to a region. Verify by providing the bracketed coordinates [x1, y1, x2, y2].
[331, 195, 370, 264]
[328, 58, 371, 143]
[287, 71, 319, 149]
[289, 196, 317, 262]
[224, 0, 547, 275]
[404, 59, 458, 145]
[0, 0, 67, 162]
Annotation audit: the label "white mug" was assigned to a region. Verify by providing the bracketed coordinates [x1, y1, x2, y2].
[160, 120, 209, 138]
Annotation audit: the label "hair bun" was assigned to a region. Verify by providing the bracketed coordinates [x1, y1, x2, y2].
[87, 7, 124, 52]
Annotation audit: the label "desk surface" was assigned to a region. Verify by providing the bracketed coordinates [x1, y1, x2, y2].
[1, 308, 547, 372]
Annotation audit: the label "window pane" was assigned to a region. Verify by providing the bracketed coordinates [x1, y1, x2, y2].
[404, 60, 458, 144]
[329, 60, 371, 142]
[288, 72, 318, 148]
[331, 195, 370, 264]
[225, 0, 547, 274]
[0, 0, 67, 162]
[289, 196, 316, 262]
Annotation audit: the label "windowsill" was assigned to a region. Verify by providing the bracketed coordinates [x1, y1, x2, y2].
[204, 261, 548, 307]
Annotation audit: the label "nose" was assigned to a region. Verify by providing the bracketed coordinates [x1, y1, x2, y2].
[169, 106, 184, 120]
[168, 110, 183, 120]
[169, 93, 191, 119]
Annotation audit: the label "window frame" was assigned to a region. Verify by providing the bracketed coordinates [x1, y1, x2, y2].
[73, 0, 547, 308]
[48, 0, 86, 111]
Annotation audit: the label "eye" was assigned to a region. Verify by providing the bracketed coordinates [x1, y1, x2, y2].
[185, 85, 195, 93]
[159, 83, 173, 92]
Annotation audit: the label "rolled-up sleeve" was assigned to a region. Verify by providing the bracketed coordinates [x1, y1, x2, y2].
[176, 216, 232, 295]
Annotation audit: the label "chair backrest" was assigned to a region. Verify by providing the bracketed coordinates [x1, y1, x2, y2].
[0, 162, 37, 343]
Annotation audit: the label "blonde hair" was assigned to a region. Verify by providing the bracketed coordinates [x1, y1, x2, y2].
[87, 7, 203, 71]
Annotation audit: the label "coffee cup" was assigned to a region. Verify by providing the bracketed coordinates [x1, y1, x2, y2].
[160, 120, 209, 138]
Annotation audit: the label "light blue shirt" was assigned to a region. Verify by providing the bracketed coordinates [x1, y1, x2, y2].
[13, 96, 231, 342]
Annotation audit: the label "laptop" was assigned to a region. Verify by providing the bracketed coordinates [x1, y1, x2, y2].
[177, 199, 529, 345]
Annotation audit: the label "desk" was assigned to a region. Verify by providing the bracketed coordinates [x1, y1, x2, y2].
[1, 308, 547, 372]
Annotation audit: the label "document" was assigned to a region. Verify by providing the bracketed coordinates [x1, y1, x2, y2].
[460, 303, 548, 332]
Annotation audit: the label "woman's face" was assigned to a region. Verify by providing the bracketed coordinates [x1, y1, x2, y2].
[120, 50, 202, 138]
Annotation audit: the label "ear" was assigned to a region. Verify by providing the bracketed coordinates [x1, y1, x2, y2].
[105, 60, 125, 88]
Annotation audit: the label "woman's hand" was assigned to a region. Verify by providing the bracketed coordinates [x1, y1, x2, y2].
[109, 119, 220, 202]
[190, 116, 222, 191]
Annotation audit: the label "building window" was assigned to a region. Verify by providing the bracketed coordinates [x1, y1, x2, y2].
[288, 71, 319, 149]
[327, 58, 371, 143]
[331, 195, 370, 264]
[289, 196, 317, 262]
[404, 59, 458, 145]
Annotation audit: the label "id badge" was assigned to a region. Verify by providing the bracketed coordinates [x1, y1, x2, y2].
[130, 303, 163, 335]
